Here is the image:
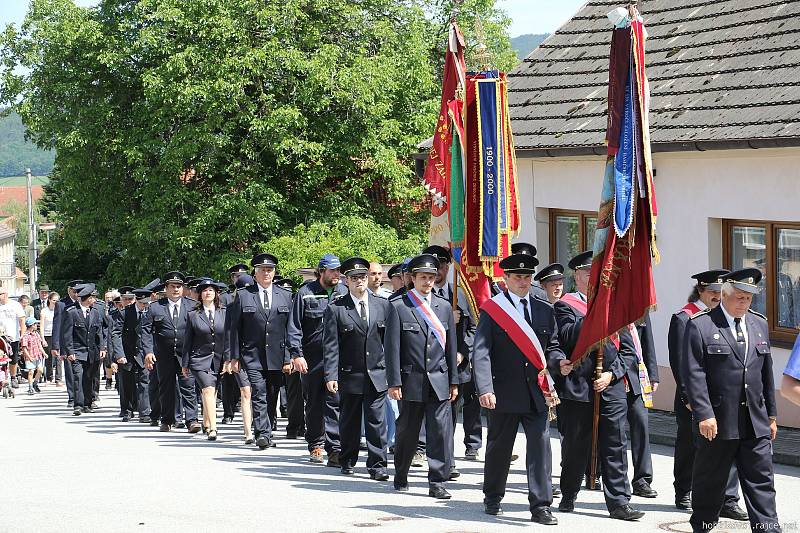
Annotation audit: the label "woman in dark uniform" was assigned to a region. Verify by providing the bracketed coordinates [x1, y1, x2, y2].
[181, 279, 228, 441]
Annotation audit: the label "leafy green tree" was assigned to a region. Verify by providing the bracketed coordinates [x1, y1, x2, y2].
[1, 0, 516, 285]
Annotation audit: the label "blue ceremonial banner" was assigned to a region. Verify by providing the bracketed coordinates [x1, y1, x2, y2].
[477, 77, 501, 259]
[785, 334, 800, 380]
[613, 63, 636, 238]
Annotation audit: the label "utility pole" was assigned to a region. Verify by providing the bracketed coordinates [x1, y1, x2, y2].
[25, 167, 37, 295]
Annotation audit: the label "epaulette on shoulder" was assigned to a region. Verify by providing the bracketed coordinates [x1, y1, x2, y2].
[748, 308, 767, 320]
[689, 308, 711, 320]
[432, 292, 448, 302]
[274, 284, 290, 293]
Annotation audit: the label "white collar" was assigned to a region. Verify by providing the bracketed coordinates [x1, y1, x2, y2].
[719, 303, 744, 329]
[350, 291, 369, 306]
[508, 291, 530, 308]
[695, 300, 708, 311]
[202, 304, 215, 312]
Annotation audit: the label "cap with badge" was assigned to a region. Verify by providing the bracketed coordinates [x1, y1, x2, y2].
[407, 254, 439, 274]
[726, 268, 762, 294]
[568, 250, 593, 271]
[511, 242, 537, 257]
[341, 257, 370, 277]
[499, 253, 539, 274]
[227, 263, 249, 275]
[67, 279, 85, 289]
[274, 276, 295, 291]
[534, 263, 565, 282]
[133, 287, 151, 300]
[422, 245, 451, 265]
[387, 264, 403, 279]
[77, 283, 97, 298]
[195, 278, 225, 292]
[691, 269, 729, 291]
[163, 271, 186, 286]
[143, 278, 161, 292]
[119, 286, 135, 298]
[318, 253, 341, 270]
[252, 253, 278, 269]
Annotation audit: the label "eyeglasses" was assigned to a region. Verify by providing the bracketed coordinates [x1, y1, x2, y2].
[348, 274, 368, 281]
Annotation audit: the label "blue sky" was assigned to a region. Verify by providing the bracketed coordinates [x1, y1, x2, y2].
[1, 0, 588, 38]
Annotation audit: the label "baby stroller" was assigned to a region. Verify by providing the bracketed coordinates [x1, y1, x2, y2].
[0, 336, 12, 398]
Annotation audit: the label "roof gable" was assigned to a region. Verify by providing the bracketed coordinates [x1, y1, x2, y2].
[508, 0, 800, 155]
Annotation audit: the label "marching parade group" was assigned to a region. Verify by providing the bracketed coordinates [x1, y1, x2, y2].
[2, 242, 785, 532]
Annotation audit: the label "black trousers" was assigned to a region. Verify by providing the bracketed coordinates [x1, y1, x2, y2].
[559, 397, 631, 510]
[484, 410, 553, 512]
[301, 368, 340, 453]
[70, 359, 99, 408]
[134, 366, 151, 417]
[626, 391, 653, 488]
[691, 433, 780, 532]
[339, 383, 387, 473]
[451, 380, 483, 455]
[245, 368, 280, 440]
[221, 372, 239, 418]
[674, 400, 742, 505]
[265, 369, 284, 431]
[156, 355, 197, 425]
[118, 366, 136, 415]
[285, 371, 305, 434]
[148, 364, 161, 421]
[64, 355, 74, 401]
[394, 387, 452, 488]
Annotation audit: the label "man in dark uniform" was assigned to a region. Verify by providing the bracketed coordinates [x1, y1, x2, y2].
[219, 264, 248, 424]
[668, 269, 747, 518]
[534, 263, 565, 304]
[221, 263, 249, 308]
[63, 283, 107, 416]
[323, 257, 392, 480]
[424, 245, 479, 470]
[145, 282, 163, 426]
[684, 269, 781, 533]
[51, 280, 84, 407]
[227, 253, 293, 449]
[110, 286, 136, 420]
[387, 264, 404, 293]
[141, 271, 200, 433]
[388, 258, 413, 301]
[554, 251, 644, 521]
[288, 254, 347, 465]
[385, 254, 459, 499]
[273, 275, 302, 431]
[111, 287, 153, 423]
[473, 251, 567, 525]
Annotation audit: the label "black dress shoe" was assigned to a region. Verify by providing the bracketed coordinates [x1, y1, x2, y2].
[394, 482, 409, 492]
[256, 436, 272, 450]
[139, 416, 152, 424]
[150, 419, 160, 427]
[609, 504, 645, 521]
[428, 486, 451, 499]
[484, 502, 503, 516]
[122, 414, 132, 422]
[633, 482, 658, 498]
[341, 466, 354, 475]
[159, 423, 172, 432]
[370, 470, 390, 481]
[720, 504, 749, 521]
[73, 408, 82, 416]
[448, 467, 461, 480]
[558, 496, 575, 513]
[675, 493, 692, 510]
[531, 508, 558, 525]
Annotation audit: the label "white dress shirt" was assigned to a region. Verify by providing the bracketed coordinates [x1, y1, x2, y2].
[168, 298, 181, 319]
[350, 291, 369, 323]
[507, 291, 532, 319]
[259, 284, 273, 309]
[720, 303, 748, 359]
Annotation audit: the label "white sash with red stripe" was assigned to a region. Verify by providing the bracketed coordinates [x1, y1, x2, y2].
[407, 289, 447, 350]
[559, 292, 587, 315]
[481, 293, 560, 414]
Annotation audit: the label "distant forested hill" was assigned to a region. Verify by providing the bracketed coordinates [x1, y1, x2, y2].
[0, 111, 54, 177]
[511, 33, 549, 60]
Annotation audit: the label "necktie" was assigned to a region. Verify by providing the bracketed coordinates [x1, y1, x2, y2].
[85, 307, 90, 320]
[172, 304, 178, 321]
[137, 311, 142, 321]
[208, 309, 214, 326]
[263, 290, 270, 313]
[734, 317, 745, 343]
[520, 298, 532, 327]
[438, 287, 445, 298]
[359, 301, 367, 322]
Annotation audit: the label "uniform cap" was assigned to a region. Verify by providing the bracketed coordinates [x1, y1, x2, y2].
[387, 264, 402, 278]
[726, 268, 762, 294]
[227, 263, 249, 274]
[422, 245, 451, 265]
[691, 269, 730, 290]
[568, 251, 593, 271]
[534, 263, 565, 282]
[511, 242, 537, 257]
[163, 271, 186, 285]
[499, 253, 539, 274]
[408, 254, 439, 274]
[341, 257, 370, 277]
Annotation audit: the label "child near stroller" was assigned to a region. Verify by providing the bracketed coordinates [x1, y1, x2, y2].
[0, 332, 13, 398]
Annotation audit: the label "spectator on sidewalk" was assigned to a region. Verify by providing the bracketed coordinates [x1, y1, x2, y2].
[21, 317, 46, 395]
[40, 292, 60, 384]
[0, 287, 27, 389]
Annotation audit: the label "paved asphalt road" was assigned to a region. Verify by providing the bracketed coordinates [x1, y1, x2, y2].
[2, 385, 798, 533]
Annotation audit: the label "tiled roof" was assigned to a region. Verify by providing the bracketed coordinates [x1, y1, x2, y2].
[509, 0, 800, 155]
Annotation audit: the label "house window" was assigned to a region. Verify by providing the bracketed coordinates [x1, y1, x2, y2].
[549, 209, 598, 266]
[723, 220, 800, 345]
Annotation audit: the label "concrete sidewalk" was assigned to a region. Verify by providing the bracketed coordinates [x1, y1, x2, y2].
[1, 384, 798, 533]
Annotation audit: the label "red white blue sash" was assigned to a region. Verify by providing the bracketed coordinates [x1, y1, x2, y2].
[481, 293, 560, 412]
[407, 289, 447, 350]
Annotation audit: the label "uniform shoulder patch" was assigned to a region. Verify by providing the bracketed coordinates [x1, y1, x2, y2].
[748, 308, 767, 320]
[689, 308, 711, 320]
[274, 284, 290, 293]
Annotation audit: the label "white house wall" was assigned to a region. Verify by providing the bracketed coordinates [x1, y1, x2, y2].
[520, 148, 800, 427]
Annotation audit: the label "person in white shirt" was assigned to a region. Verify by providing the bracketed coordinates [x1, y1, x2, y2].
[0, 287, 27, 388]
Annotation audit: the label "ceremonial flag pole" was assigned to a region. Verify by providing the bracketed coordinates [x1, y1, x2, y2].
[573, 2, 659, 488]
